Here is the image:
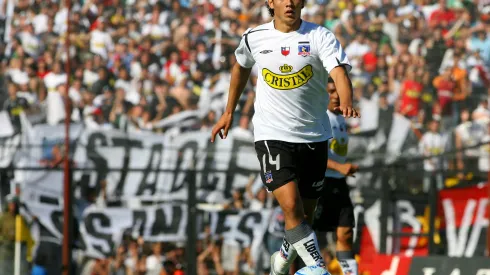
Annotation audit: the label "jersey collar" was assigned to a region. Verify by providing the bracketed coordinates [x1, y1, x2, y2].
[270, 19, 306, 34]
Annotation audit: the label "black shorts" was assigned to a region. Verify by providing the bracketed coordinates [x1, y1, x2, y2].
[255, 140, 328, 199]
[312, 177, 355, 232]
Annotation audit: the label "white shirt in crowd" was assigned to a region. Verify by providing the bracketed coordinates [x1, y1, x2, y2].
[90, 29, 114, 59]
[146, 255, 164, 275]
[19, 31, 41, 57]
[472, 104, 490, 123]
[456, 120, 488, 157]
[115, 78, 140, 105]
[419, 131, 446, 172]
[54, 7, 68, 34]
[479, 133, 490, 172]
[83, 69, 99, 88]
[359, 93, 380, 132]
[44, 72, 66, 93]
[234, 20, 351, 143]
[33, 13, 49, 34]
[141, 23, 170, 41]
[8, 68, 29, 86]
[325, 110, 349, 178]
[345, 39, 370, 70]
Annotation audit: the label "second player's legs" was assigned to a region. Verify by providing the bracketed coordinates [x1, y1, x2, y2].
[302, 198, 319, 225]
[315, 177, 358, 275]
[336, 226, 358, 275]
[336, 226, 354, 252]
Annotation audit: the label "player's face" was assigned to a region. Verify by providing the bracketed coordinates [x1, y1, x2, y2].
[269, 0, 303, 24]
[327, 83, 339, 109]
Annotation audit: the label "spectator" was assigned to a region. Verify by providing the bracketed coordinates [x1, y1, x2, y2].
[398, 66, 423, 120]
[223, 188, 245, 210]
[478, 121, 490, 174]
[419, 119, 446, 191]
[125, 237, 143, 275]
[432, 66, 457, 130]
[472, 97, 490, 123]
[146, 242, 165, 275]
[108, 245, 126, 275]
[3, 82, 29, 132]
[198, 237, 224, 275]
[0, 195, 33, 275]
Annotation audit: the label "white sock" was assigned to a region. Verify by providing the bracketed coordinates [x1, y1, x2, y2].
[337, 251, 358, 275]
[274, 237, 298, 273]
[285, 222, 325, 267]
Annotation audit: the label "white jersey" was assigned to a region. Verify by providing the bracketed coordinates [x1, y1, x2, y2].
[235, 20, 351, 143]
[419, 132, 446, 172]
[325, 110, 349, 178]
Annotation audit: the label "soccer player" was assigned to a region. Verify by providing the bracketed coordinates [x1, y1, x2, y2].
[210, 0, 359, 273]
[313, 78, 359, 275]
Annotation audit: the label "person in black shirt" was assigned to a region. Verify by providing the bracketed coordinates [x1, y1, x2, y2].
[3, 82, 29, 132]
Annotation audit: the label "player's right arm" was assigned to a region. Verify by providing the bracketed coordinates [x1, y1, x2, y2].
[224, 63, 252, 116]
[211, 29, 255, 142]
[327, 159, 358, 177]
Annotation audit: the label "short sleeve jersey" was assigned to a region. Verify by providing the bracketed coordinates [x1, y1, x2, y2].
[235, 20, 351, 143]
[324, 110, 349, 178]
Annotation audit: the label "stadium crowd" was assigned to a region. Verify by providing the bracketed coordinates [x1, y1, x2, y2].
[0, 0, 490, 274]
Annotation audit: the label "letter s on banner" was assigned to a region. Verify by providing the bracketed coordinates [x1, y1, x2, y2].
[82, 212, 115, 257]
[236, 212, 262, 247]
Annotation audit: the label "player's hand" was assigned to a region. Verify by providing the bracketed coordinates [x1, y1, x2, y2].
[338, 163, 359, 177]
[334, 105, 360, 118]
[211, 112, 233, 142]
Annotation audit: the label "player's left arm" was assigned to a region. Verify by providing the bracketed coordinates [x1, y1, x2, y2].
[317, 29, 359, 118]
[330, 66, 358, 118]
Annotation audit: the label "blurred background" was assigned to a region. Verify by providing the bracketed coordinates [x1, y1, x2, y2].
[0, 0, 489, 274]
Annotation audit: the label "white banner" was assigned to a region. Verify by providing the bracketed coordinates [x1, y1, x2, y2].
[385, 113, 412, 164]
[77, 205, 271, 259]
[19, 195, 272, 260]
[14, 126, 260, 201]
[80, 204, 188, 258]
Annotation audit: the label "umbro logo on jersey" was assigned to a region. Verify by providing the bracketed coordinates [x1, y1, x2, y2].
[298, 41, 311, 57]
[281, 47, 290, 56]
[260, 50, 273, 54]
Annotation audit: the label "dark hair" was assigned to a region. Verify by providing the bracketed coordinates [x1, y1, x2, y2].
[265, 0, 274, 16]
[327, 77, 334, 84]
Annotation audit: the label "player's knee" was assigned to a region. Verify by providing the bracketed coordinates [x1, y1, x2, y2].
[280, 195, 304, 221]
[337, 227, 353, 246]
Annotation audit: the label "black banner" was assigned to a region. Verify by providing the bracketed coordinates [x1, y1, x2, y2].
[409, 256, 490, 275]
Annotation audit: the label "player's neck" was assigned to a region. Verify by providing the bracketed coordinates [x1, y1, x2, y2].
[273, 18, 302, 33]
